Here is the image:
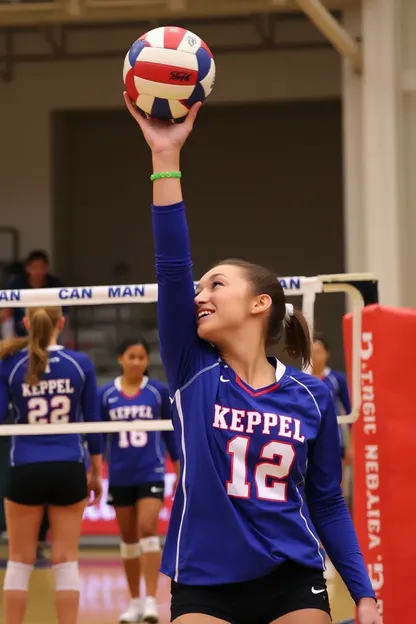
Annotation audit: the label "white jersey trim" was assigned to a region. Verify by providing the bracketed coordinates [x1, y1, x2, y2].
[114, 375, 149, 393]
[178, 361, 220, 394]
[174, 389, 188, 583]
[8, 354, 29, 386]
[60, 351, 85, 384]
[289, 376, 322, 422]
[295, 480, 326, 570]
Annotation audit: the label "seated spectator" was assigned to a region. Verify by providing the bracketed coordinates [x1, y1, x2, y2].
[1, 250, 64, 338]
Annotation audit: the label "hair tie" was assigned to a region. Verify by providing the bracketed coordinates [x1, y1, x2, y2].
[284, 303, 294, 325]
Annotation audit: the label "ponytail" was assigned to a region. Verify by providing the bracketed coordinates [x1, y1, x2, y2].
[284, 309, 312, 369]
[0, 307, 62, 384]
[26, 308, 55, 385]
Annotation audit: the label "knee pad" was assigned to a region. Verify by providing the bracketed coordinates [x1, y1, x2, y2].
[139, 536, 160, 554]
[120, 541, 141, 559]
[3, 561, 34, 591]
[53, 561, 80, 592]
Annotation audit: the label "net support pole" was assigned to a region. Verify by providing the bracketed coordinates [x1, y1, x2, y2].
[295, 0, 362, 73]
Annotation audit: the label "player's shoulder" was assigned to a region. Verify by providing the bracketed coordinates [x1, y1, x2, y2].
[99, 378, 117, 397]
[0, 349, 28, 375]
[146, 377, 168, 393]
[284, 364, 332, 404]
[59, 347, 94, 370]
[146, 377, 169, 404]
[330, 368, 347, 383]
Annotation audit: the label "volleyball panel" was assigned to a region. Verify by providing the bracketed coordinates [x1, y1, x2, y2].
[135, 46, 199, 72]
[133, 77, 195, 102]
[143, 26, 166, 48]
[199, 55, 216, 98]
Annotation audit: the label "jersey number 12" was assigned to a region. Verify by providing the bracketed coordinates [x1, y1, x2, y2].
[226, 436, 295, 502]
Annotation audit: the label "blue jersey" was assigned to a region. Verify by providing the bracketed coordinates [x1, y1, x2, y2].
[321, 367, 351, 415]
[320, 367, 351, 450]
[100, 376, 178, 487]
[0, 345, 102, 466]
[151, 200, 375, 604]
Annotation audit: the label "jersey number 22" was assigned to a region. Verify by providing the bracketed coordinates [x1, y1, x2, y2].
[28, 396, 71, 424]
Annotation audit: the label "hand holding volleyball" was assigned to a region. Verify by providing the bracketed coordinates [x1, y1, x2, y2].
[123, 92, 200, 153]
[123, 26, 215, 122]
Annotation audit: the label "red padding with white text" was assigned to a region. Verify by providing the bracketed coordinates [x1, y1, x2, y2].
[343, 304, 416, 623]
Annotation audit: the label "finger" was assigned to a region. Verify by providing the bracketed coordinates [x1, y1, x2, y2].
[184, 101, 202, 131]
[88, 492, 101, 507]
[94, 493, 103, 506]
[123, 92, 147, 129]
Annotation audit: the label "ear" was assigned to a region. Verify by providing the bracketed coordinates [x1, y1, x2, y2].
[250, 294, 272, 316]
[23, 316, 29, 331]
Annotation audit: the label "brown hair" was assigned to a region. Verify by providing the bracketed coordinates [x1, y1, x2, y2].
[0, 307, 62, 385]
[216, 259, 311, 368]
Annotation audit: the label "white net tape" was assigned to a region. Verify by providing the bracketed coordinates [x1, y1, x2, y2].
[0, 273, 374, 435]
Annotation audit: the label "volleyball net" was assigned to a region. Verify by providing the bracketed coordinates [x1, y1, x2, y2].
[0, 272, 377, 436]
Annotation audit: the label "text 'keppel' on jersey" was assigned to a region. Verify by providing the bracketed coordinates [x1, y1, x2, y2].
[100, 376, 178, 487]
[0, 345, 101, 466]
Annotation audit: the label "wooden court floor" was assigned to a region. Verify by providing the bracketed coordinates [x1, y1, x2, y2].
[0, 547, 354, 623]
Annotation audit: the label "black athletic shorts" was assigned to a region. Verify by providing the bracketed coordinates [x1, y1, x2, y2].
[171, 560, 331, 624]
[108, 481, 165, 507]
[5, 461, 88, 507]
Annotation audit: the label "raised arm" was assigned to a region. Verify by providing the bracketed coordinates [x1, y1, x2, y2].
[124, 95, 210, 392]
[305, 389, 377, 618]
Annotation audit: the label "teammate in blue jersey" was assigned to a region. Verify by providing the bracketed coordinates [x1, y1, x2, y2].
[0, 306, 103, 624]
[100, 338, 179, 624]
[312, 334, 352, 466]
[124, 96, 380, 624]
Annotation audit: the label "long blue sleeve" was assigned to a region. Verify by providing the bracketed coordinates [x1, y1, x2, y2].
[159, 385, 179, 462]
[98, 386, 109, 456]
[152, 202, 207, 394]
[306, 390, 375, 604]
[334, 370, 351, 415]
[81, 359, 102, 456]
[0, 362, 11, 423]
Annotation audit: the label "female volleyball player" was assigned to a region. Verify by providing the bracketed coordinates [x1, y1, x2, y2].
[0, 306, 103, 624]
[124, 94, 380, 624]
[100, 338, 179, 624]
[312, 334, 352, 463]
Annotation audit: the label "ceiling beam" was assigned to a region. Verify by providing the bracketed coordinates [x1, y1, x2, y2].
[296, 0, 362, 72]
[0, 0, 361, 29]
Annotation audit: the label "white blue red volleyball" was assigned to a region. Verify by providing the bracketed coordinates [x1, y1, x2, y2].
[123, 26, 215, 121]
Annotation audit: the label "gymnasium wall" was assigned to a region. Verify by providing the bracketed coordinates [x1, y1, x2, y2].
[0, 21, 341, 265]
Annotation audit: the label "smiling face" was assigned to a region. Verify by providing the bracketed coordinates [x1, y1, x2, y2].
[194, 264, 272, 346]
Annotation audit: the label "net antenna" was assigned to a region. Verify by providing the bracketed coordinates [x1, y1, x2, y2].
[0, 273, 377, 435]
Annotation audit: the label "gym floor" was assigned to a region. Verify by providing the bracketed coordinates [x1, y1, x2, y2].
[0, 546, 354, 623]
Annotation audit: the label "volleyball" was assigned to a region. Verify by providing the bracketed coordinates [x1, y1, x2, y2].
[123, 26, 216, 121]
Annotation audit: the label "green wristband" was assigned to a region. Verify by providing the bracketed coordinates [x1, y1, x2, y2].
[150, 171, 182, 182]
